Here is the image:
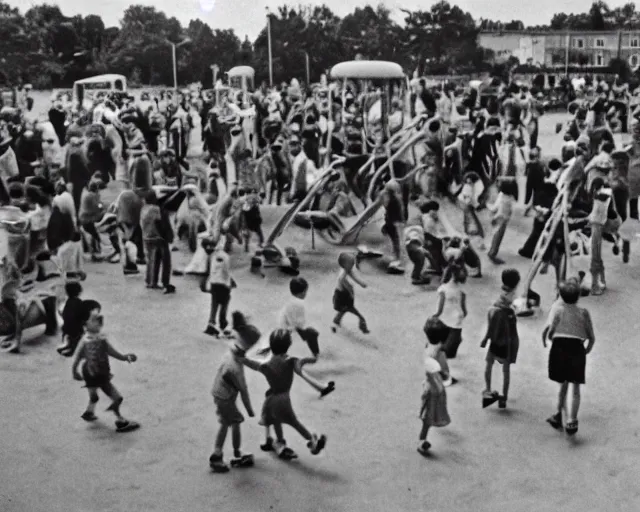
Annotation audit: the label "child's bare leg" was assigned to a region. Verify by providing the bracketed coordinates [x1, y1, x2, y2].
[568, 383, 581, 422]
[231, 424, 247, 457]
[502, 363, 510, 400]
[349, 306, 369, 332]
[557, 382, 569, 415]
[484, 359, 493, 392]
[104, 383, 125, 420]
[213, 424, 229, 455]
[289, 418, 312, 441]
[273, 423, 285, 443]
[419, 422, 430, 441]
[86, 388, 99, 414]
[332, 311, 345, 327]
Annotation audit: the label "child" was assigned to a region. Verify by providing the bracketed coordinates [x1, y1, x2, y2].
[434, 260, 467, 362]
[71, 300, 140, 432]
[78, 175, 105, 262]
[141, 190, 175, 294]
[421, 200, 449, 276]
[331, 252, 369, 334]
[543, 279, 596, 436]
[209, 311, 261, 473]
[423, 315, 455, 386]
[418, 355, 451, 455]
[459, 171, 485, 250]
[55, 231, 86, 281]
[487, 179, 518, 265]
[275, 277, 335, 397]
[240, 329, 327, 460]
[480, 268, 520, 409]
[381, 180, 404, 272]
[201, 239, 235, 337]
[57, 281, 85, 357]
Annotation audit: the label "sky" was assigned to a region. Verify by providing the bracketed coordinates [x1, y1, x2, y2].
[11, 0, 633, 40]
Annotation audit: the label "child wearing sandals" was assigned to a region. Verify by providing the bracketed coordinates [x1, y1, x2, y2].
[418, 354, 451, 456]
[331, 252, 369, 334]
[71, 300, 139, 433]
[240, 329, 327, 460]
[543, 279, 596, 436]
[209, 311, 261, 473]
[480, 269, 520, 409]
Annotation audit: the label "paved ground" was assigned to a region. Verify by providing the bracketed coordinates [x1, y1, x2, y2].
[2, 114, 640, 512]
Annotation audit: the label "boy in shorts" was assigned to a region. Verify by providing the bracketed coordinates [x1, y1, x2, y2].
[71, 300, 140, 432]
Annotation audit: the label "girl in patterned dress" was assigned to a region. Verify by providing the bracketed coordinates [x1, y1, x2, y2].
[418, 355, 451, 456]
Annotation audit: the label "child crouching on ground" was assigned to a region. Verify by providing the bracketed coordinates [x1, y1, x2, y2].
[71, 300, 139, 432]
[418, 355, 451, 455]
[209, 311, 261, 473]
[480, 269, 520, 409]
[240, 329, 327, 460]
[331, 252, 369, 334]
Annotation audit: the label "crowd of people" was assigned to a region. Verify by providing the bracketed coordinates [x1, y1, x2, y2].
[0, 67, 638, 473]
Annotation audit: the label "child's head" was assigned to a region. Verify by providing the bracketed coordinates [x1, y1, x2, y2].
[71, 230, 82, 243]
[81, 300, 103, 333]
[420, 199, 439, 219]
[558, 279, 581, 304]
[338, 252, 356, 272]
[501, 268, 521, 293]
[590, 176, 606, 196]
[202, 237, 216, 254]
[231, 311, 261, 352]
[269, 328, 292, 355]
[65, 281, 82, 299]
[289, 276, 308, 299]
[529, 146, 541, 161]
[442, 259, 466, 284]
[423, 316, 448, 346]
[499, 179, 518, 199]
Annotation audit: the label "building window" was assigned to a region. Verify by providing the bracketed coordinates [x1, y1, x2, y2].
[631, 38, 639, 48]
[573, 38, 585, 49]
[630, 54, 640, 68]
[596, 52, 604, 66]
[596, 38, 605, 48]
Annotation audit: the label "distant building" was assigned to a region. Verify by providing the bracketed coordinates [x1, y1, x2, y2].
[478, 30, 640, 70]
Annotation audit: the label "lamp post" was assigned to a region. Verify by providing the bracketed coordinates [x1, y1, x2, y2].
[304, 51, 310, 86]
[166, 37, 192, 103]
[266, 7, 273, 87]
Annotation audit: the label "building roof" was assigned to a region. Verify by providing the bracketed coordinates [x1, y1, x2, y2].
[479, 30, 640, 36]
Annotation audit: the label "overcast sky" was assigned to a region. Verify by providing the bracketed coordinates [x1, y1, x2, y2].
[11, 0, 633, 40]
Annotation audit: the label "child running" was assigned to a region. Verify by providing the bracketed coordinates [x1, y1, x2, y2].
[331, 252, 369, 334]
[71, 300, 139, 432]
[543, 279, 596, 436]
[480, 268, 520, 409]
[487, 180, 518, 265]
[418, 354, 451, 456]
[209, 311, 261, 473]
[240, 329, 327, 460]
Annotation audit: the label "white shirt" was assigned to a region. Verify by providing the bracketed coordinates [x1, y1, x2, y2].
[278, 297, 306, 331]
[437, 281, 464, 329]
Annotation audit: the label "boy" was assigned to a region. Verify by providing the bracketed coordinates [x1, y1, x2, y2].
[480, 269, 520, 409]
[71, 300, 140, 432]
[201, 239, 235, 337]
[140, 190, 175, 294]
[271, 277, 334, 397]
[209, 311, 260, 473]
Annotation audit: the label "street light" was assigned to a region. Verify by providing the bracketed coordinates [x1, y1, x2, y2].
[165, 37, 192, 99]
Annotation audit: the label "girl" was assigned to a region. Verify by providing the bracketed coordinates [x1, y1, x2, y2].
[240, 329, 327, 460]
[543, 280, 596, 436]
[434, 260, 467, 363]
[331, 252, 369, 334]
[418, 354, 451, 456]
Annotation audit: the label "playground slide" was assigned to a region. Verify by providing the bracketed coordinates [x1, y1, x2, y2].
[339, 197, 383, 246]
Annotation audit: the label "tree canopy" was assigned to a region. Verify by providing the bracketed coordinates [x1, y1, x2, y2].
[0, 1, 638, 88]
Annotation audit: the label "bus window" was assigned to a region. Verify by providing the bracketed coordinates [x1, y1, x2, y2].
[115, 79, 124, 91]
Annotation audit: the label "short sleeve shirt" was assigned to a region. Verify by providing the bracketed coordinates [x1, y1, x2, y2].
[278, 298, 306, 331]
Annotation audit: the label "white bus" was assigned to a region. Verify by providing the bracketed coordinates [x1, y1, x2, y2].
[72, 74, 127, 111]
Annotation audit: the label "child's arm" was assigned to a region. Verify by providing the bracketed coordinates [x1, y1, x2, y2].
[199, 257, 210, 292]
[480, 310, 492, 347]
[583, 309, 596, 354]
[71, 342, 85, 380]
[239, 356, 262, 372]
[461, 291, 467, 318]
[293, 356, 317, 375]
[434, 291, 445, 317]
[348, 270, 367, 289]
[105, 340, 136, 363]
[236, 372, 254, 417]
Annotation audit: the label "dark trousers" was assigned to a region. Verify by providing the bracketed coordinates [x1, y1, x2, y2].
[209, 284, 230, 330]
[424, 233, 446, 274]
[630, 198, 638, 220]
[406, 240, 426, 280]
[519, 217, 546, 258]
[144, 239, 171, 287]
[82, 222, 100, 254]
[383, 221, 402, 261]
